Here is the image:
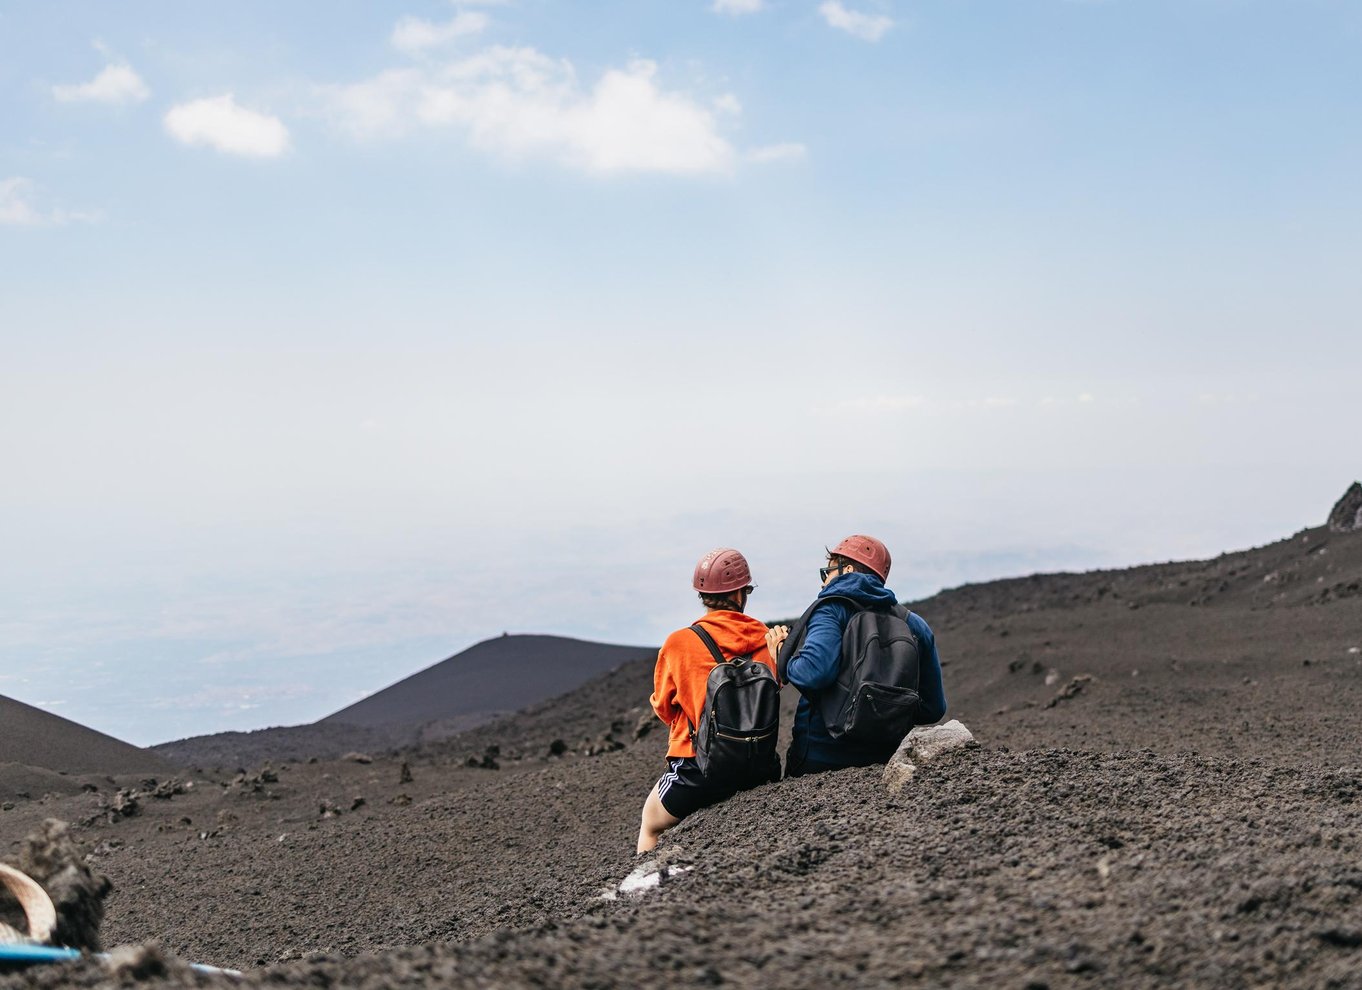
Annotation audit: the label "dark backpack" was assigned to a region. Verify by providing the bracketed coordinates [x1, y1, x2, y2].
[687, 625, 781, 784]
[777, 595, 924, 745]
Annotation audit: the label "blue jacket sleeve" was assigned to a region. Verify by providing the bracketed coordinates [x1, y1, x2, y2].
[784, 602, 849, 692]
[908, 612, 947, 723]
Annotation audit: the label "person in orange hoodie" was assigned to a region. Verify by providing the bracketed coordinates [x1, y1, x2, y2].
[636, 547, 783, 854]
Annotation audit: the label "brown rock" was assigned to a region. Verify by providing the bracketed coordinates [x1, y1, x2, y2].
[1046, 674, 1094, 708]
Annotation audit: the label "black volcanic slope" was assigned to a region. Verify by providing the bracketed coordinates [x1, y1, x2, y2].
[320, 634, 655, 729]
[0, 694, 171, 778]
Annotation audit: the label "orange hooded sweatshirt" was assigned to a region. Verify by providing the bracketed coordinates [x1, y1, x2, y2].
[650, 609, 778, 759]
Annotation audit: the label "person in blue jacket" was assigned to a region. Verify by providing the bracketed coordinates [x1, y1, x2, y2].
[765, 534, 947, 777]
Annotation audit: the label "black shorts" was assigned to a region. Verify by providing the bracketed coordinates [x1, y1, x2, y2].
[655, 756, 776, 820]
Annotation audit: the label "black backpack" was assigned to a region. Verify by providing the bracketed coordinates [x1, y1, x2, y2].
[777, 596, 924, 745]
[687, 625, 781, 784]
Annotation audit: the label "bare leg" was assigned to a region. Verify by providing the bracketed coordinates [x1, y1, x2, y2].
[636, 784, 681, 854]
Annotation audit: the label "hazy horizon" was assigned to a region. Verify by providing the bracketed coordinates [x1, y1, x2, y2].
[4, 471, 1348, 747]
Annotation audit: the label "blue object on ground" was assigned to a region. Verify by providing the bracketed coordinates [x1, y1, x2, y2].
[0, 942, 239, 976]
[0, 944, 82, 966]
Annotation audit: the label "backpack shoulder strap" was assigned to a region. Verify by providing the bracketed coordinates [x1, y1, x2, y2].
[687, 624, 750, 743]
[775, 595, 864, 683]
[689, 624, 727, 665]
[820, 594, 865, 614]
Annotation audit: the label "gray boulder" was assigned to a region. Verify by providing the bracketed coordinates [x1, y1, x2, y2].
[883, 719, 978, 795]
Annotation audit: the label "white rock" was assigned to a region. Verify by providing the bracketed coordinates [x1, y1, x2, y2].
[613, 860, 690, 898]
[882, 719, 977, 795]
[882, 759, 917, 794]
[897, 719, 978, 762]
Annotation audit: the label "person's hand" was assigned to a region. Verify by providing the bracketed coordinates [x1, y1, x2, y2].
[765, 624, 789, 660]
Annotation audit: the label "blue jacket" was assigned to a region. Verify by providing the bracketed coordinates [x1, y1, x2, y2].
[785, 572, 947, 769]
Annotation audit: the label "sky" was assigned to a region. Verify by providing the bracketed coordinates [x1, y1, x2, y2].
[2, 0, 1359, 747]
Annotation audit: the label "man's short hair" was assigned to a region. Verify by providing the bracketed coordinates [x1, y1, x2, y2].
[826, 552, 872, 575]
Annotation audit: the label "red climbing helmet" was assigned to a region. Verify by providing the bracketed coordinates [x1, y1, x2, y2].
[831, 534, 892, 581]
[693, 548, 753, 594]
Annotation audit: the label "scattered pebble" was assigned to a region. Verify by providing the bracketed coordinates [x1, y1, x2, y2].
[1045, 675, 1094, 709]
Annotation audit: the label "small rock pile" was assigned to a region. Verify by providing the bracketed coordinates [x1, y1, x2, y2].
[580, 721, 629, 758]
[98, 778, 190, 822]
[227, 767, 278, 796]
[545, 719, 635, 760]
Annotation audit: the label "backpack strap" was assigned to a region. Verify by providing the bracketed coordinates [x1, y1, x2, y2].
[775, 594, 865, 684]
[689, 624, 727, 666]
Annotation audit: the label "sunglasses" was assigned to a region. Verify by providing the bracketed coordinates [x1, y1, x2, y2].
[819, 564, 843, 582]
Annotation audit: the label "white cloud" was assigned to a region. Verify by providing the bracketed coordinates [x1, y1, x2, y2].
[0, 177, 99, 226]
[322, 48, 737, 175]
[713, 0, 764, 14]
[52, 63, 150, 105]
[746, 142, 806, 163]
[819, 1, 894, 42]
[391, 11, 490, 54]
[714, 93, 742, 116]
[163, 94, 290, 158]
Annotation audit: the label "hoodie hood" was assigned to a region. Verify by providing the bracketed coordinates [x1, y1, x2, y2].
[818, 571, 899, 609]
[693, 609, 771, 659]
